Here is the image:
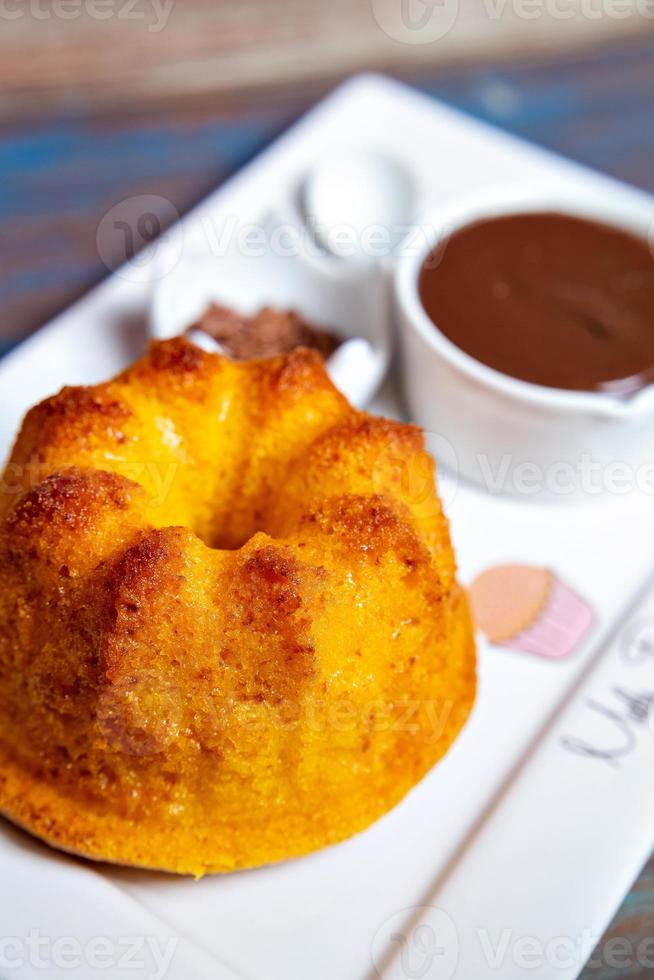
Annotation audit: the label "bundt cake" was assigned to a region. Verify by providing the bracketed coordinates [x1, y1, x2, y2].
[0, 338, 475, 875]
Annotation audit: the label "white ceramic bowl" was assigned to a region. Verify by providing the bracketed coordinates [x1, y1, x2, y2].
[149, 210, 392, 409]
[395, 181, 654, 499]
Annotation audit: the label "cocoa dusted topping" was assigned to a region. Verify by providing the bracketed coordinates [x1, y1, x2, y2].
[188, 303, 341, 361]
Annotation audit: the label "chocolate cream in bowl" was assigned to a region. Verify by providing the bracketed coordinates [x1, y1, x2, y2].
[418, 213, 654, 396]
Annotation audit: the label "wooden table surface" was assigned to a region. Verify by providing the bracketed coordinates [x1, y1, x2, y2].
[1, 32, 654, 978]
[1, 0, 649, 121]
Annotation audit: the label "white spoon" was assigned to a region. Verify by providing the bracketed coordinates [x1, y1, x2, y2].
[297, 149, 416, 404]
[301, 149, 416, 261]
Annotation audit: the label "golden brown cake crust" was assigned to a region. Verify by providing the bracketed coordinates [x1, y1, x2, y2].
[0, 338, 476, 875]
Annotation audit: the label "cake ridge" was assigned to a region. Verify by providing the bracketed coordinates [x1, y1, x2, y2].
[0, 337, 475, 874]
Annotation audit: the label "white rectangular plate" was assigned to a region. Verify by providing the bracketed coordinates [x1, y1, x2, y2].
[1, 74, 654, 980]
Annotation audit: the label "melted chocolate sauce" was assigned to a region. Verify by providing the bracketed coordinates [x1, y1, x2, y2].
[419, 212, 654, 393]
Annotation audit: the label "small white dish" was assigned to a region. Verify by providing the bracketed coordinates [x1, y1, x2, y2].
[150, 149, 418, 409]
[395, 181, 654, 498]
[149, 212, 391, 409]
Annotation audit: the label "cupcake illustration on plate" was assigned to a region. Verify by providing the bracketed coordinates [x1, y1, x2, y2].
[469, 564, 594, 660]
